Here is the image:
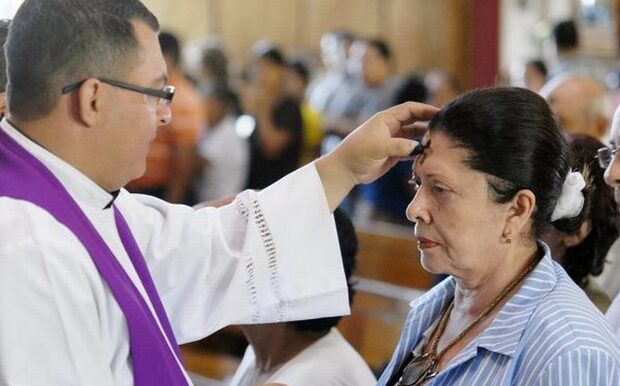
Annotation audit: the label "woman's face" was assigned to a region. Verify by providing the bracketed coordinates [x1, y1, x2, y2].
[407, 132, 510, 278]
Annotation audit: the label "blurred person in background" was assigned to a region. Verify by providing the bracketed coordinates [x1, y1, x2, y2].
[511, 59, 548, 93]
[523, 59, 548, 93]
[320, 36, 365, 152]
[323, 38, 400, 140]
[546, 19, 609, 82]
[198, 42, 241, 115]
[307, 30, 355, 114]
[200, 43, 229, 86]
[424, 70, 462, 108]
[542, 134, 619, 312]
[541, 73, 611, 140]
[321, 37, 400, 216]
[183, 37, 241, 116]
[285, 59, 324, 165]
[128, 31, 203, 203]
[243, 42, 303, 189]
[355, 38, 402, 122]
[194, 82, 248, 202]
[249, 40, 287, 103]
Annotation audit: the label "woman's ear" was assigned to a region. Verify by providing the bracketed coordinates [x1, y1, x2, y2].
[503, 189, 537, 238]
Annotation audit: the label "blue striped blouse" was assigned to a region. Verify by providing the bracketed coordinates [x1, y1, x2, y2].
[378, 247, 620, 385]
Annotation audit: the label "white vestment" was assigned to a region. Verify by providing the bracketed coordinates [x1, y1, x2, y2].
[0, 120, 349, 385]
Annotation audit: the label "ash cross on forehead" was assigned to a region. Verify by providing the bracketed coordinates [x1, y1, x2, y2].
[410, 139, 432, 165]
[408, 140, 431, 186]
[410, 139, 431, 156]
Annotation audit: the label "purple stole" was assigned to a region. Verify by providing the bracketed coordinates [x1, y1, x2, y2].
[0, 126, 188, 385]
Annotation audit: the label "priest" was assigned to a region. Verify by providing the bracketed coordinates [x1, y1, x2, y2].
[0, 1, 436, 385]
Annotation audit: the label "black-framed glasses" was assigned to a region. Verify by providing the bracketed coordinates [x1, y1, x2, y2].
[61, 77, 175, 106]
[596, 145, 618, 169]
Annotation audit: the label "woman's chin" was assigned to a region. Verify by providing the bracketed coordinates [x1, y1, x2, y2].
[420, 254, 444, 275]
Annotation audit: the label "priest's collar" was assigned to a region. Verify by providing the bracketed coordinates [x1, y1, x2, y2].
[0, 119, 117, 210]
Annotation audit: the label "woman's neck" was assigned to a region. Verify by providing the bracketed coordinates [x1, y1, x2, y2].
[452, 242, 539, 317]
[431, 242, 541, 370]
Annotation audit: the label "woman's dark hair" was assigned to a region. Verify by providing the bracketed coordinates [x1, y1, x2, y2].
[553, 134, 619, 286]
[428, 87, 572, 238]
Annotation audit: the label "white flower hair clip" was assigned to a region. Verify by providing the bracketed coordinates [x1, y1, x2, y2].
[550, 171, 586, 222]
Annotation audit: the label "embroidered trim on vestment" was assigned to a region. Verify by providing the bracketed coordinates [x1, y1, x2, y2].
[236, 194, 260, 322]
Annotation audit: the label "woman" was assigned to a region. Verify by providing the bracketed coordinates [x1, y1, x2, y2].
[379, 88, 620, 385]
[542, 134, 619, 312]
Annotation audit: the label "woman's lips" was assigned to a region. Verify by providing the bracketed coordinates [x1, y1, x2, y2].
[417, 237, 439, 249]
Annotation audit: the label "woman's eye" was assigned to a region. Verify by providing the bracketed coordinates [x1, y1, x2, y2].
[433, 185, 448, 194]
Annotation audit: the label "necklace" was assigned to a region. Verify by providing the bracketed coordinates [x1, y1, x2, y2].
[395, 255, 540, 386]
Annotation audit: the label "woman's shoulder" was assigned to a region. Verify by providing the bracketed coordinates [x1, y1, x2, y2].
[510, 266, 620, 383]
[520, 266, 620, 359]
[529, 267, 612, 336]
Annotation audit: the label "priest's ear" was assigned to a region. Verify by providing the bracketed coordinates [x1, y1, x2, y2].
[72, 78, 105, 127]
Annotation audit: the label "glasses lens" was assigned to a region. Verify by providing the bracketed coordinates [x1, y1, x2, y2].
[163, 86, 175, 106]
[597, 147, 614, 169]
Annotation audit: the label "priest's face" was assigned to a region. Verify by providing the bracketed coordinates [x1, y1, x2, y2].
[98, 20, 172, 190]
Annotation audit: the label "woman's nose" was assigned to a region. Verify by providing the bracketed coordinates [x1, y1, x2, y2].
[406, 191, 430, 224]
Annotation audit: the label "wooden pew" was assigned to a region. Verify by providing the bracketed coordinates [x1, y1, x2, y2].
[338, 277, 424, 370]
[355, 219, 432, 289]
[181, 345, 240, 382]
[337, 219, 432, 370]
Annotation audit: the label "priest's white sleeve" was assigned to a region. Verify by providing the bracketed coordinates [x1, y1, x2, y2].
[122, 163, 350, 343]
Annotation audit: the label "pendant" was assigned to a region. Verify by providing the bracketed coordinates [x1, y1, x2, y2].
[397, 352, 439, 386]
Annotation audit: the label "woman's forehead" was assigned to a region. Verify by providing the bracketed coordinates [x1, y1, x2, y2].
[413, 133, 493, 197]
[414, 132, 469, 174]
